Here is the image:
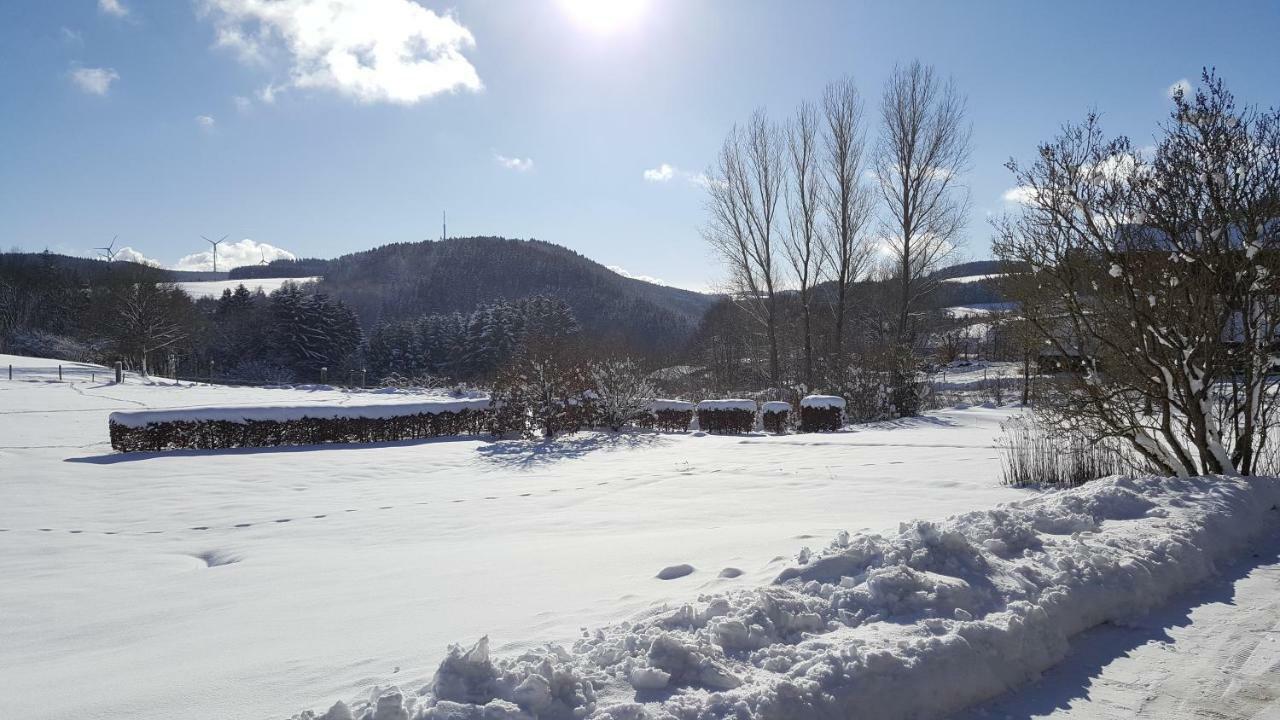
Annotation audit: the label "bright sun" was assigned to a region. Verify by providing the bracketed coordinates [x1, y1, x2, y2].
[557, 0, 647, 34]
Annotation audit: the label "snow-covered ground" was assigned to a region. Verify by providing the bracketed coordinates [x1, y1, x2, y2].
[0, 354, 1021, 720]
[174, 276, 320, 299]
[4, 353, 1277, 720]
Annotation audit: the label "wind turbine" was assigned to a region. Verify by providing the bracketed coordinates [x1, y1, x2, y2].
[258, 248, 269, 266]
[94, 235, 119, 263]
[201, 234, 227, 273]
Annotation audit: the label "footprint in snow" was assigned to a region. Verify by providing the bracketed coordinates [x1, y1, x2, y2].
[656, 564, 694, 580]
[719, 567, 744, 578]
[192, 550, 242, 568]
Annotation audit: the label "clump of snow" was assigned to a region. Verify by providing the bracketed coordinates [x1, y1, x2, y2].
[108, 398, 492, 428]
[696, 399, 757, 412]
[800, 394, 846, 409]
[293, 474, 1280, 720]
[648, 399, 695, 412]
[761, 401, 791, 413]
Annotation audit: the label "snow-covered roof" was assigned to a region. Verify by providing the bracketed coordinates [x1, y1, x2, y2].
[108, 398, 492, 428]
[801, 394, 846, 409]
[695, 399, 757, 412]
[649, 399, 695, 412]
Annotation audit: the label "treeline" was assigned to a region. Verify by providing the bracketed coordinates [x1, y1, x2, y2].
[365, 296, 580, 382]
[228, 257, 332, 280]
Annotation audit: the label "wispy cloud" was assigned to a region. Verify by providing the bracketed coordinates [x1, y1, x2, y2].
[643, 162, 707, 188]
[69, 67, 119, 95]
[1001, 186, 1036, 205]
[60, 27, 84, 44]
[233, 95, 252, 113]
[1168, 78, 1192, 99]
[200, 0, 482, 105]
[174, 238, 297, 272]
[99, 0, 129, 18]
[196, 115, 217, 130]
[643, 163, 676, 182]
[494, 152, 534, 172]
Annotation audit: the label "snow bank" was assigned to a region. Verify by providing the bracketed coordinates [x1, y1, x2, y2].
[761, 402, 791, 414]
[696, 399, 757, 412]
[293, 474, 1280, 720]
[109, 399, 492, 428]
[649, 400, 696, 412]
[799, 394, 846, 409]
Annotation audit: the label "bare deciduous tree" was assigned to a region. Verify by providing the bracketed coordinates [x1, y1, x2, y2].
[820, 77, 876, 376]
[995, 71, 1280, 476]
[704, 109, 785, 390]
[784, 100, 825, 389]
[115, 283, 190, 375]
[875, 60, 972, 345]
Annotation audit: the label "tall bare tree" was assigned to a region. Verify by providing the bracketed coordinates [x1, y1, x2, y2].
[784, 100, 825, 389]
[875, 60, 972, 345]
[705, 109, 785, 389]
[820, 76, 876, 373]
[114, 282, 190, 375]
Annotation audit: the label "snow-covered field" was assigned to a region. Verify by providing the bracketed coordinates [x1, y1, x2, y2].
[0, 354, 1021, 719]
[174, 276, 320, 299]
[3, 353, 1277, 720]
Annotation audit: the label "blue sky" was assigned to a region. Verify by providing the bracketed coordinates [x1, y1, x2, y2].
[1, 0, 1277, 289]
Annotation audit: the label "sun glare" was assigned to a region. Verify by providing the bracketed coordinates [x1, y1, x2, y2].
[557, 0, 647, 34]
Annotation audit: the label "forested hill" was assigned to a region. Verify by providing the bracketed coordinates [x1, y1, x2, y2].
[316, 237, 717, 354]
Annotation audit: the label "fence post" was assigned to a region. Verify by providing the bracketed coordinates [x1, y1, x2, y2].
[321, 366, 328, 384]
[59, 365, 63, 381]
[209, 360, 215, 382]
[361, 368, 366, 387]
[114, 361, 123, 383]
[8, 364, 11, 380]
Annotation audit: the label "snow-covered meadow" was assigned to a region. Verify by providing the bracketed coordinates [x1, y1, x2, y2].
[3, 353, 1277, 720]
[174, 276, 321, 299]
[1, 354, 1020, 719]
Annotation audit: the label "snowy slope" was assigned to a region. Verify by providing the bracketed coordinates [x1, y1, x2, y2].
[174, 276, 320, 299]
[0, 354, 1022, 720]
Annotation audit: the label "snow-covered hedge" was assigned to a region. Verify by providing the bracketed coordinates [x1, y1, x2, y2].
[291, 474, 1280, 720]
[696, 399, 756, 434]
[646, 400, 695, 433]
[800, 394, 845, 432]
[108, 399, 492, 452]
[761, 401, 791, 434]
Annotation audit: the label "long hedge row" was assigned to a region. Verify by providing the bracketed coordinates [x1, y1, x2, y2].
[107, 395, 850, 452]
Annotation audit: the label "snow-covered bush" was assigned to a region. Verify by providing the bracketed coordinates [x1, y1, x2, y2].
[589, 359, 656, 431]
[108, 400, 492, 452]
[799, 394, 845, 432]
[489, 344, 592, 439]
[695, 399, 756, 434]
[646, 400, 694, 432]
[761, 400, 791, 434]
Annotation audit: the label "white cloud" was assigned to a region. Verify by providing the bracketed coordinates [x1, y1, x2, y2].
[233, 95, 252, 112]
[494, 153, 534, 172]
[643, 163, 676, 182]
[174, 238, 297, 272]
[113, 246, 161, 266]
[1168, 78, 1192, 99]
[257, 83, 280, 104]
[196, 114, 217, 130]
[201, 0, 482, 105]
[643, 162, 709, 188]
[607, 264, 708, 292]
[69, 67, 119, 95]
[1001, 186, 1037, 205]
[99, 0, 129, 17]
[60, 27, 84, 44]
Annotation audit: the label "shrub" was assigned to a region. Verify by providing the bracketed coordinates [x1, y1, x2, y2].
[799, 395, 845, 432]
[590, 359, 657, 431]
[761, 401, 791, 434]
[696, 400, 756, 434]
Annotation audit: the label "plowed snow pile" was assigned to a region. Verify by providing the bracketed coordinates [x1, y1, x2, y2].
[297, 474, 1280, 720]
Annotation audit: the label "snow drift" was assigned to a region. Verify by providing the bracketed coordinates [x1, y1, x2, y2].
[292, 474, 1280, 720]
